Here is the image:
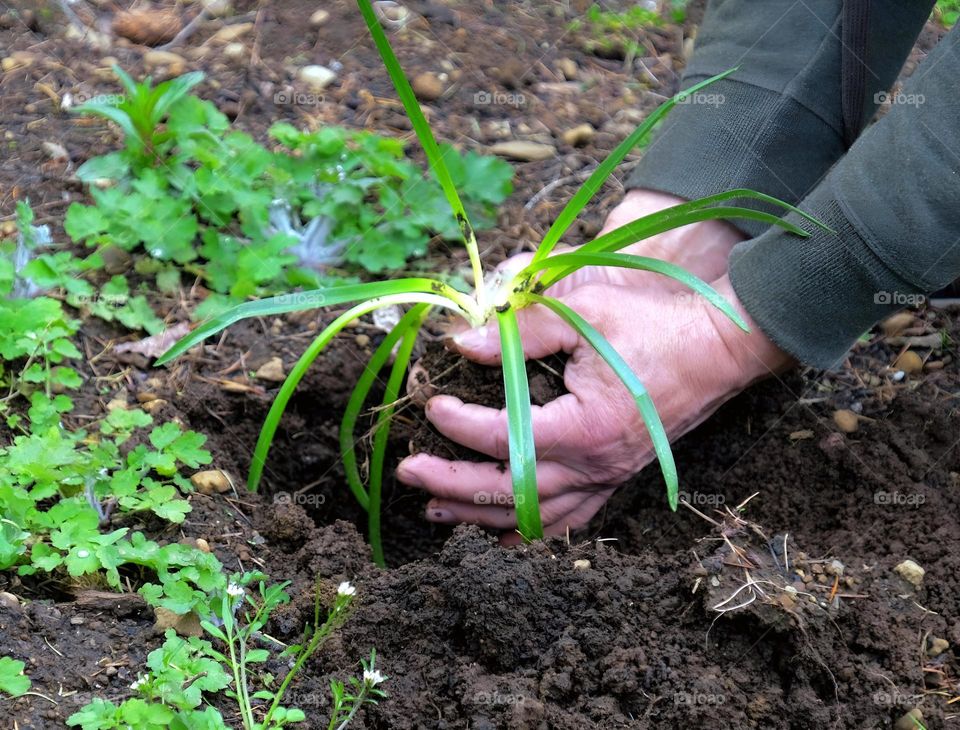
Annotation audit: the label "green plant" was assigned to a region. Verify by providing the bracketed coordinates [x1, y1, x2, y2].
[326, 650, 389, 730]
[938, 0, 960, 27]
[1, 255, 374, 727]
[0, 655, 30, 697]
[73, 67, 205, 168]
[66, 70, 513, 318]
[157, 0, 828, 564]
[68, 578, 373, 730]
[0, 291, 222, 613]
[570, 3, 663, 60]
[2, 200, 164, 333]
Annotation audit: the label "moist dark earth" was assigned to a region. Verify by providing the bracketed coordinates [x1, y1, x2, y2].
[1, 0, 958, 728]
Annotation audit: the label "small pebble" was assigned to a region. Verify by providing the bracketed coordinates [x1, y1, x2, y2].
[894, 351, 923, 374]
[927, 637, 949, 657]
[893, 559, 925, 589]
[143, 50, 187, 75]
[488, 140, 557, 161]
[208, 22, 254, 44]
[355, 334, 371, 347]
[191, 470, 233, 495]
[555, 58, 577, 80]
[825, 559, 845, 576]
[561, 123, 595, 147]
[142, 399, 169, 414]
[42, 141, 69, 161]
[881, 312, 914, 337]
[411, 72, 443, 101]
[222, 43, 246, 62]
[255, 357, 286, 382]
[298, 65, 337, 90]
[832, 409, 859, 433]
[573, 559, 591, 571]
[310, 8, 330, 27]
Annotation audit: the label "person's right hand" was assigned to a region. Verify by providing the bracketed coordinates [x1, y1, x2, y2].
[401, 188, 760, 539]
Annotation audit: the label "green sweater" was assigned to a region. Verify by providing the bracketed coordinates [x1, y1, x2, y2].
[626, 0, 959, 367]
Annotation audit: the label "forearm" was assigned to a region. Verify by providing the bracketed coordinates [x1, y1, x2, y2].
[729, 25, 960, 368]
[627, 0, 934, 236]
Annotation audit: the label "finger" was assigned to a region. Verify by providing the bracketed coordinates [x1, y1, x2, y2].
[424, 393, 586, 461]
[446, 304, 580, 365]
[424, 490, 599, 529]
[498, 489, 614, 545]
[406, 361, 435, 406]
[396, 453, 585, 502]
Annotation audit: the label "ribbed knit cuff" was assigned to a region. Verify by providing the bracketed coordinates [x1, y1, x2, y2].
[626, 79, 845, 238]
[728, 177, 924, 369]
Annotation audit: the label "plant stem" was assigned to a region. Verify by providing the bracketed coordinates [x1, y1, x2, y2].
[226, 626, 256, 730]
[333, 686, 370, 730]
[260, 604, 347, 728]
[368, 311, 424, 566]
[236, 632, 254, 729]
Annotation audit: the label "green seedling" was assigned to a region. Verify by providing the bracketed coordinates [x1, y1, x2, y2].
[327, 649, 389, 730]
[73, 66, 204, 168]
[68, 577, 373, 730]
[158, 0, 828, 565]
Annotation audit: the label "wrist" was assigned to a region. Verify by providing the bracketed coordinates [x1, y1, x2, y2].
[701, 274, 795, 389]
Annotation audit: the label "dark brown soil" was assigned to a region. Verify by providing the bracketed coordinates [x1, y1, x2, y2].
[2, 1, 958, 729]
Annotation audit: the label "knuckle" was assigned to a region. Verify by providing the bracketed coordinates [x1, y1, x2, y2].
[491, 411, 511, 459]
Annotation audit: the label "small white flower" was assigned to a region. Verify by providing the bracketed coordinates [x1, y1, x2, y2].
[130, 674, 147, 691]
[337, 581, 356, 597]
[226, 583, 245, 598]
[363, 669, 385, 687]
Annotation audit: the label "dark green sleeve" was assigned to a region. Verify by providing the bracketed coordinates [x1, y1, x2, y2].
[627, 0, 934, 237]
[729, 26, 960, 367]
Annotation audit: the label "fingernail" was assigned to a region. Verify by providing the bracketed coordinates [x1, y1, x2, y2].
[427, 507, 454, 522]
[452, 325, 488, 350]
[396, 462, 422, 487]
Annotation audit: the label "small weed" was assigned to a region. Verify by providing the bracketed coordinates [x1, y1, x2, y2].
[66, 70, 513, 320]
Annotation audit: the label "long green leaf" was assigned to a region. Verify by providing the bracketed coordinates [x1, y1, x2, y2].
[155, 278, 474, 365]
[531, 189, 829, 288]
[368, 312, 423, 567]
[249, 294, 445, 491]
[528, 294, 679, 510]
[496, 307, 543, 540]
[356, 0, 485, 296]
[528, 252, 748, 331]
[152, 71, 205, 121]
[532, 68, 740, 263]
[111, 65, 140, 98]
[72, 103, 139, 146]
[339, 304, 429, 512]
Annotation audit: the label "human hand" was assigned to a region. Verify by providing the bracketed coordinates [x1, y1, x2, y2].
[397, 190, 792, 541]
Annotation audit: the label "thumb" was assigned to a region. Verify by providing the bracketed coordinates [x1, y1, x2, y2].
[447, 302, 579, 365]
